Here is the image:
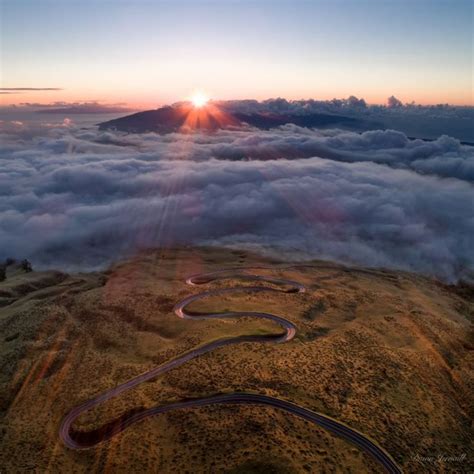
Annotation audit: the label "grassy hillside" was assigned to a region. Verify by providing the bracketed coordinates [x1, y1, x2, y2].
[1, 248, 473, 473]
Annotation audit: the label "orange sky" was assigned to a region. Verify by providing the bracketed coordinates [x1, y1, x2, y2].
[2, 1, 472, 109]
[1, 86, 472, 110]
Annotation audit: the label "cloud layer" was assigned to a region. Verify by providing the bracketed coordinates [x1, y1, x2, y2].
[215, 98, 474, 143]
[0, 121, 473, 281]
[0, 87, 62, 91]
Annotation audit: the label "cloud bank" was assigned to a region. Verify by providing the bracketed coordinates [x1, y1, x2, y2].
[0, 121, 473, 281]
[0, 87, 62, 91]
[213, 98, 474, 143]
[32, 102, 135, 114]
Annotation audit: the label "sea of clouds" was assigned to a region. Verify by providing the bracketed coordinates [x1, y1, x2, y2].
[1, 117, 473, 281]
[217, 97, 474, 143]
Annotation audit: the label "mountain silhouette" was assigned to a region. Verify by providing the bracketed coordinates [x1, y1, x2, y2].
[98, 103, 360, 133]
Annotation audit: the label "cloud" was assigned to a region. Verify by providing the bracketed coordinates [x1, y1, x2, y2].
[216, 98, 474, 143]
[33, 101, 135, 114]
[0, 87, 62, 91]
[0, 123, 473, 281]
[0, 101, 135, 115]
[216, 97, 472, 119]
[387, 95, 403, 108]
[85, 125, 474, 182]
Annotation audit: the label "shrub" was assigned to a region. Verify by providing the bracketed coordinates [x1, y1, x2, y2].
[0, 265, 6, 282]
[21, 259, 33, 273]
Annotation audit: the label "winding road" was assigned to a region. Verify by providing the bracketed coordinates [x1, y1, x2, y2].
[59, 267, 402, 474]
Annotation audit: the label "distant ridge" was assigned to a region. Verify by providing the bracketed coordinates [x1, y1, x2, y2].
[98, 103, 359, 133]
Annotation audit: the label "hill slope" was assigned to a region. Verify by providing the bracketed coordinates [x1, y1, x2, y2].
[1, 247, 473, 473]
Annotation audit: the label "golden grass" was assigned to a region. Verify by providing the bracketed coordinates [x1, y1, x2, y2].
[0, 247, 473, 473]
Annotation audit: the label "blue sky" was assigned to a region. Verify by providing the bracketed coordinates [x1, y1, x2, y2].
[1, 0, 472, 105]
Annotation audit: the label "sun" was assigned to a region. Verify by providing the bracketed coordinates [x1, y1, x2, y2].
[191, 92, 209, 108]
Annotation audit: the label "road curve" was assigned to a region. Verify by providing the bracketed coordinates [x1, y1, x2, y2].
[59, 267, 402, 474]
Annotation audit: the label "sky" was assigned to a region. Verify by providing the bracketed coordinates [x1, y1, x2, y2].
[1, 0, 472, 107]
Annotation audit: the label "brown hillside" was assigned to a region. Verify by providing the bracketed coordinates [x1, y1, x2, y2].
[0, 247, 472, 473]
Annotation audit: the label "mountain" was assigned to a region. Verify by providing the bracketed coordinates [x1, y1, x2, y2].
[98, 103, 361, 133]
[233, 111, 357, 129]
